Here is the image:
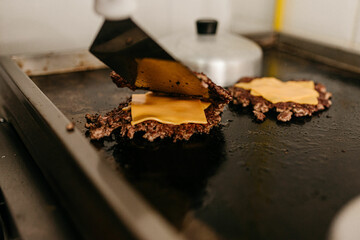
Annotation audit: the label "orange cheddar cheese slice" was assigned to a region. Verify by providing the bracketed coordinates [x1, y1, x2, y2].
[235, 77, 319, 105]
[131, 92, 211, 126]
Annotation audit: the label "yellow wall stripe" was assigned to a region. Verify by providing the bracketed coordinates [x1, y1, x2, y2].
[273, 0, 285, 32]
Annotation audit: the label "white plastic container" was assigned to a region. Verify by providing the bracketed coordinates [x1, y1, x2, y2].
[160, 19, 263, 87]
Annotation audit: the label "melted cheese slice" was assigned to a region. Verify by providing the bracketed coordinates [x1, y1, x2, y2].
[135, 58, 210, 98]
[235, 77, 319, 105]
[131, 93, 211, 126]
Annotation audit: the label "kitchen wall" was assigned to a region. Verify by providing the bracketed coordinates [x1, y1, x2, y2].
[280, 0, 360, 53]
[0, 0, 101, 55]
[231, 0, 275, 34]
[4, 0, 359, 56]
[0, 0, 275, 56]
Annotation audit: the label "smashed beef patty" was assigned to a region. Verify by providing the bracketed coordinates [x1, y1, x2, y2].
[85, 73, 232, 142]
[85, 99, 227, 142]
[228, 77, 332, 122]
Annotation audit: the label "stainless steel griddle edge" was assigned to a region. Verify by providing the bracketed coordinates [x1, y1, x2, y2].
[0, 56, 186, 240]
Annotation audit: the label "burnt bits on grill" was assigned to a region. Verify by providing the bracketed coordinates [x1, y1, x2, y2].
[228, 77, 332, 122]
[85, 72, 232, 142]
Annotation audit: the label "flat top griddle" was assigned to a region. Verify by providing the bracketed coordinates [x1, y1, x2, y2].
[31, 49, 360, 240]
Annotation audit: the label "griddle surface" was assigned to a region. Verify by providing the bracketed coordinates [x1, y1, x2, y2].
[32, 50, 360, 240]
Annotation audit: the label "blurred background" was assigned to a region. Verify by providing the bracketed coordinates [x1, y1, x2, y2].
[1, 0, 360, 56]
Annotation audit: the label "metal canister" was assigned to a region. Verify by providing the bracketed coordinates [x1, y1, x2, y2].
[160, 19, 263, 87]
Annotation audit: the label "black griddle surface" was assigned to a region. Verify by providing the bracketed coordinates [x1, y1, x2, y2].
[32, 49, 360, 240]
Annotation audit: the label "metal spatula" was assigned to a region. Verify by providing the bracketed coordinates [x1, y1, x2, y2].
[90, 18, 209, 98]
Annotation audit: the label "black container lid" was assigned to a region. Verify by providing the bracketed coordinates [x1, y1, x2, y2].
[196, 19, 218, 35]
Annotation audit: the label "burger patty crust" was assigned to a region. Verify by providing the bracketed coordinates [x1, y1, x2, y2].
[85, 73, 231, 142]
[85, 99, 227, 142]
[228, 77, 332, 122]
